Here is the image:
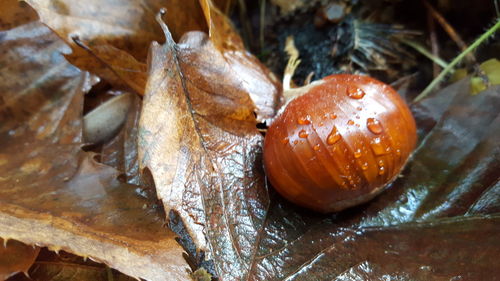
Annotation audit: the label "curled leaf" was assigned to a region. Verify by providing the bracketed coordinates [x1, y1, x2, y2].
[83, 92, 133, 145]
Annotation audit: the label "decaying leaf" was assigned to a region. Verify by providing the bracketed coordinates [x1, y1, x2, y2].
[0, 0, 38, 30]
[138, 13, 269, 280]
[7, 249, 136, 281]
[0, 239, 39, 280]
[200, 0, 282, 122]
[0, 22, 190, 281]
[100, 92, 142, 185]
[24, 0, 208, 94]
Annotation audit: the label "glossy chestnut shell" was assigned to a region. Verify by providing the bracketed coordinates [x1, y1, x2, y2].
[263, 74, 417, 213]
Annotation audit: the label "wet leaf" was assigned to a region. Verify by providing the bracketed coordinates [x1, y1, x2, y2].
[244, 82, 500, 280]
[200, 0, 282, 122]
[25, 0, 208, 94]
[7, 249, 136, 281]
[0, 0, 38, 30]
[0, 239, 39, 280]
[0, 22, 189, 281]
[100, 92, 142, 185]
[138, 15, 269, 280]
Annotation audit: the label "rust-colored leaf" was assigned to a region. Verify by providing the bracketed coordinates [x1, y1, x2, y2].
[199, 0, 282, 121]
[25, 0, 208, 94]
[138, 14, 269, 280]
[0, 22, 190, 281]
[8, 249, 136, 281]
[0, 239, 39, 280]
[0, 0, 38, 30]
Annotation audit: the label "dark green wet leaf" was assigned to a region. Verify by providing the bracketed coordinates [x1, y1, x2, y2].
[242, 82, 500, 280]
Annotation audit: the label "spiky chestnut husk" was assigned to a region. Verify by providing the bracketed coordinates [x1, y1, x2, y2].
[263, 74, 416, 213]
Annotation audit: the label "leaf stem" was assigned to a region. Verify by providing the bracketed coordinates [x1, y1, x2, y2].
[414, 19, 500, 102]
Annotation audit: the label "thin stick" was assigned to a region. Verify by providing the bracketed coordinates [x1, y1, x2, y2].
[414, 19, 500, 102]
[259, 0, 266, 50]
[402, 39, 448, 69]
[427, 11, 440, 77]
[422, 0, 467, 52]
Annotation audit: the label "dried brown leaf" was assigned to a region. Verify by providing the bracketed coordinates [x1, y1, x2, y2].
[7, 249, 136, 281]
[0, 0, 38, 30]
[199, 0, 282, 122]
[0, 239, 39, 280]
[138, 15, 269, 280]
[25, 0, 208, 94]
[0, 22, 190, 281]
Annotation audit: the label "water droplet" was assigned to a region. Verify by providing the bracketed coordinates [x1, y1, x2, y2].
[347, 86, 366, 99]
[367, 118, 383, 134]
[378, 159, 384, 166]
[326, 127, 341, 145]
[293, 140, 299, 145]
[385, 147, 392, 153]
[396, 149, 401, 156]
[354, 149, 362, 158]
[330, 113, 337, 119]
[313, 144, 320, 151]
[281, 137, 289, 144]
[361, 162, 368, 170]
[378, 166, 385, 175]
[357, 106, 363, 111]
[347, 120, 355, 125]
[297, 115, 311, 125]
[298, 130, 308, 138]
[370, 137, 386, 156]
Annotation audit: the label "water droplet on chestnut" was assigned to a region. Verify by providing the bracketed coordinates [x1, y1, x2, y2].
[298, 129, 308, 138]
[354, 149, 362, 158]
[297, 115, 311, 125]
[347, 86, 366, 99]
[367, 118, 383, 134]
[327, 127, 341, 145]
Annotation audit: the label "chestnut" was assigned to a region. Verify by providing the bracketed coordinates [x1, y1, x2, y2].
[263, 74, 417, 213]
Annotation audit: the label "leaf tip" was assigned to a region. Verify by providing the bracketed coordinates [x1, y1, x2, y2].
[156, 8, 175, 46]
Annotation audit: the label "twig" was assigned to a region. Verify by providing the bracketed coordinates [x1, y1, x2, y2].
[414, 19, 500, 102]
[427, 11, 440, 77]
[402, 39, 448, 69]
[237, 0, 253, 48]
[422, 0, 467, 51]
[259, 0, 266, 50]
